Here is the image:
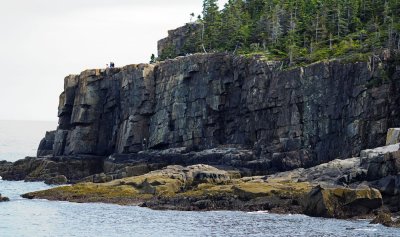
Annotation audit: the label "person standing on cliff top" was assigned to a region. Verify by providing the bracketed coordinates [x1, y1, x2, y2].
[110, 62, 115, 68]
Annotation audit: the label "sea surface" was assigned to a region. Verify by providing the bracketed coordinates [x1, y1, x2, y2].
[1, 121, 400, 236]
[2, 181, 400, 237]
[0, 120, 57, 162]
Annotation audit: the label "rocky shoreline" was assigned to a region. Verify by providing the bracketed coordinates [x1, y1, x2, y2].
[1, 49, 400, 227]
[1, 128, 394, 227]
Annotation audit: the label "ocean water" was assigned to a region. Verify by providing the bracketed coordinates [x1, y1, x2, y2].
[1, 120, 400, 236]
[1, 181, 400, 237]
[0, 120, 57, 162]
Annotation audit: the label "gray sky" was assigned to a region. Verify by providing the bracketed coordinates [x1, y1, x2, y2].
[0, 0, 228, 121]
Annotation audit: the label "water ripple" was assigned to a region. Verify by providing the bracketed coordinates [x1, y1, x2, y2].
[1, 181, 400, 237]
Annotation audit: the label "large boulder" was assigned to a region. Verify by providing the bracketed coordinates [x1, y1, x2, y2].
[360, 143, 400, 162]
[366, 149, 400, 181]
[302, 185, 382, 218]
[266, 157, 365, 185]
[146, 164, 240, 186]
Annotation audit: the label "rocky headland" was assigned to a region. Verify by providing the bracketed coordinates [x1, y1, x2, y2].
[1, 35, 400, 225]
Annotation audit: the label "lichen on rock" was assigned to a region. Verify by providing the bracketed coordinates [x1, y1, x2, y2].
[302, 185, 382, 218]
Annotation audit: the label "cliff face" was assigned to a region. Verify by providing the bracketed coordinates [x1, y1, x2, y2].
[53, 65, 155, 156]
[38, 52, 400, 172]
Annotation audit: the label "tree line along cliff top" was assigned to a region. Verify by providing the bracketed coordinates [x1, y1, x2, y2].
[158, 0, 400, 66]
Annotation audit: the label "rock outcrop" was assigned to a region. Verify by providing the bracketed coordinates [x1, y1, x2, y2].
[22, 164, 311, 212]
[35, 52, 400, 176]
[0, 193, 10, 202]
[0, 156, 102, 183]
[157, 23, 201, 59]
[386, 128, 400, 145]
[37, 131, 55, 157]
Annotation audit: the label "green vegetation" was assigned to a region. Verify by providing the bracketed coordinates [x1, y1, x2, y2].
[150, 54, 156, 64]
[163, 0, 400, 65]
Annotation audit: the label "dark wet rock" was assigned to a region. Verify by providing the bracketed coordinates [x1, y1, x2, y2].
[0, 193, 10, 202]
[371, 175, 400, 213]
[0, 156, 103, 183]
[302, 185, 382, 218]
[372, 175, 400, 196]
[370, 212, 400, 228]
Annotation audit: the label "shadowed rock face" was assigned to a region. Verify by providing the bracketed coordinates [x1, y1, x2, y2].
[37, 53, 400, 173]
[37, 131, 55, 157]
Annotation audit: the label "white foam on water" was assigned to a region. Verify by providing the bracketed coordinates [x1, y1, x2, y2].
[354, 228, 378, 232]
[247, 210, 269, 214]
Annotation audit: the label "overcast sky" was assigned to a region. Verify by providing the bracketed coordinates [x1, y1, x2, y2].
[0, 0, 228, 121]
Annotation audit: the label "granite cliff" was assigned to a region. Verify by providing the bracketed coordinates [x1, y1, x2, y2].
[1, 43, 400, 223]
[34, 51, 400, 175]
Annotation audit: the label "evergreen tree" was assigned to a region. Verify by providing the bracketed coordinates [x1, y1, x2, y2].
[202, 0, 221, 51]
[150, 54, 156, 64]
[176, 0, 400, 64]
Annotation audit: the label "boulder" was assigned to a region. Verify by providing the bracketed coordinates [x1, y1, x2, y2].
[0, 194, 10, 202]
[302, 185, 382, 218]
[366, 150, 400, 181]
[267, 157, 364, 185]
[370, 212, 400, 228]
[144, 164, 239, 186]
[360, 143, 400, 162]
[44, 175, 68, 185]
[92, 173, 113, 183]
